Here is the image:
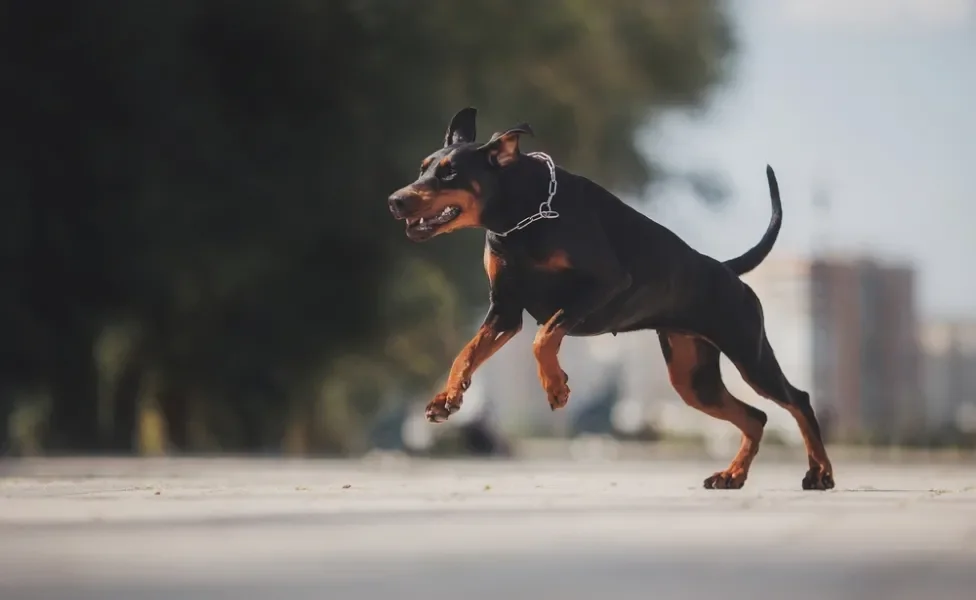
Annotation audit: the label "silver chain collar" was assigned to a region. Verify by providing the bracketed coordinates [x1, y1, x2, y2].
[491, 151, 560, 237]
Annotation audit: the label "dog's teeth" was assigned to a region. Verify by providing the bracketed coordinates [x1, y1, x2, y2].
[419, 218, 426, 225]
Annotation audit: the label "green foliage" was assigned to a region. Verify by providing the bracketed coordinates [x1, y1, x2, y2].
[0, 0, 736, 454]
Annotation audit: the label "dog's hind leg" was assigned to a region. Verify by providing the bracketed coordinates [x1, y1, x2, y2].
[720, 289, 835, 490]
[658, 332, 767, 489]
[733, 336, 835, 490]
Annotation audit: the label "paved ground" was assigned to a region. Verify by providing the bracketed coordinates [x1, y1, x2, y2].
[1, 456, 975, 600]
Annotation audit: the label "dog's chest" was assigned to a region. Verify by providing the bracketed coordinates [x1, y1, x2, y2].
[490, 233, 586, 324]
[514, 256, 585, 325]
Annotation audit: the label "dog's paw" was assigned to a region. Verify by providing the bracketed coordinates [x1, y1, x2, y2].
[703, 468, 748, 490]
[545, 370, 570, 410]
[425, 392, 462, 423]
[801, 466, 835, 491]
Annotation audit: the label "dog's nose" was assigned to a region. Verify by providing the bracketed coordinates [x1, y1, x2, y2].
[388, 194, 408, 215]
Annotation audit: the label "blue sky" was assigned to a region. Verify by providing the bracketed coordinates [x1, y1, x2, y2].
[638, 0, 976, 318]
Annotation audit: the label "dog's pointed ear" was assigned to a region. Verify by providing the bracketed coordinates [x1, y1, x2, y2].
[477, 123, 534, 167]
[444, 107, 478, 147]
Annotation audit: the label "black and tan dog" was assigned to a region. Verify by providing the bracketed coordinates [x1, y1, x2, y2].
[388, 107, 834, 490]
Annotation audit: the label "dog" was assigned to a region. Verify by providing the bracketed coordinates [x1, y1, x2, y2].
[387, 107, 834, 491]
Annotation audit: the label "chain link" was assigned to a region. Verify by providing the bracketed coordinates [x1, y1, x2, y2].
[492, 151, 560, 237]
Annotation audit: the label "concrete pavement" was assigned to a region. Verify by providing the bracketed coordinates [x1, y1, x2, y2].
[1, 456, 974, 599]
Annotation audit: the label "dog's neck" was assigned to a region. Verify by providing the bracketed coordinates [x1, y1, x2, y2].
[480, 155, 551, 238]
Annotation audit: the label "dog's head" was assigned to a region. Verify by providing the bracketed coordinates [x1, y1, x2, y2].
[387, 107, 533, 242]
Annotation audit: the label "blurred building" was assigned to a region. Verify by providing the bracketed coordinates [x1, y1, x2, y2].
[742, 255, 922, 443]
[919, 319, 976, 433]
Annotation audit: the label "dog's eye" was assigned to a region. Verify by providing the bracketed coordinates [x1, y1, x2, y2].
[439, 164, 457, 181]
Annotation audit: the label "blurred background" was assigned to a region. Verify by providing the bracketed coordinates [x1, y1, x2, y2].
[2, 0, 974, 461]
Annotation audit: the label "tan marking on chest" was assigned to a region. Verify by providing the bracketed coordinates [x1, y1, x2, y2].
[535, 249, 572, 272]
[484, 246, 504, 285]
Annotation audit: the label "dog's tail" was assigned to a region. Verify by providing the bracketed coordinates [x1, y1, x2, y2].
[723, 165, 782, 276]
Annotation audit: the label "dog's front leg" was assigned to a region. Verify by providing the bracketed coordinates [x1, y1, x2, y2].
[425, 304, 522, 423]
[533, 271, 632, 410]
[426, 245, 522, 423]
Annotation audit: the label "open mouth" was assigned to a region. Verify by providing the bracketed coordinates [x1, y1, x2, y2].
[405, 205, 461, 238]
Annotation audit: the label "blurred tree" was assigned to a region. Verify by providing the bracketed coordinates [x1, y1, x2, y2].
[0, 0, 735, 454]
